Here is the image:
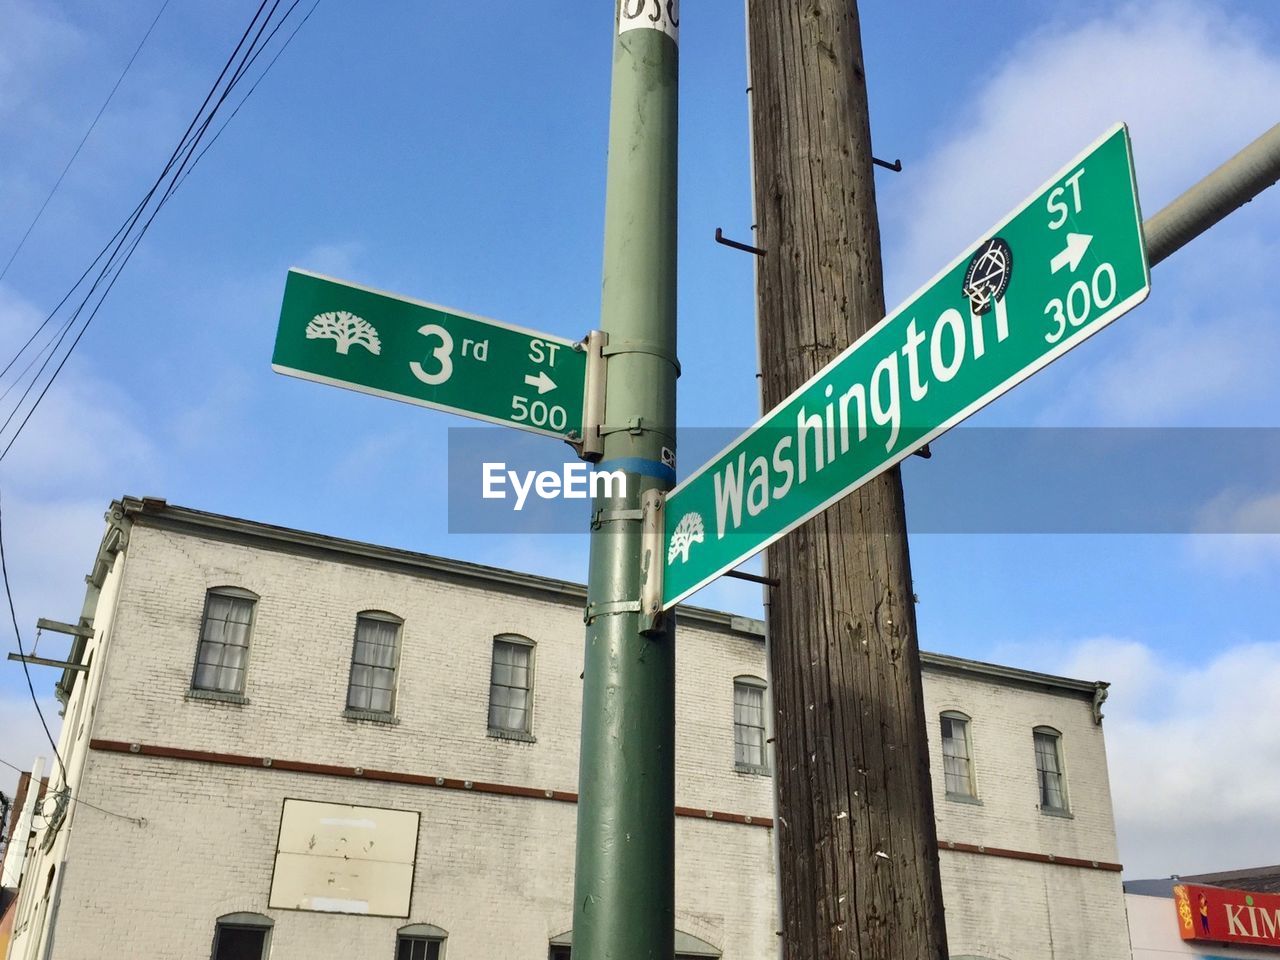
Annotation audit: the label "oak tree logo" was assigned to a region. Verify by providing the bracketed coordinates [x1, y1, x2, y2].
[306, 310, 382, 356]
[667, 511, 704, 565]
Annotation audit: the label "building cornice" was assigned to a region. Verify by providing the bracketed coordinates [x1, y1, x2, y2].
[112, 496, 767, 638]
[107, 496, 1107, 701]
[919, 650, 1109, 713]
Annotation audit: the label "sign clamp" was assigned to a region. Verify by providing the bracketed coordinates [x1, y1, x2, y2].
[639, 489, 666, 632]
[583, 599, 643, 624]
[573, 330, 608, 462]
[591, 507, 644, 530]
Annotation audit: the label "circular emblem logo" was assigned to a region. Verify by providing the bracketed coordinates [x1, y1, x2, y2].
[963, 237, 1013, 315]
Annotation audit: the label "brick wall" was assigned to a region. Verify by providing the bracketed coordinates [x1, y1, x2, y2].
[924, 669, 1120, 863]
[49, 753, 776, 960]
[13, 508, 1132, 960]
[49, 522, 776, 960]
[88, 525, 775, 816]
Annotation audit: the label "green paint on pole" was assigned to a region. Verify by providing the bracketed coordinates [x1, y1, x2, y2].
[662, 124, 1149, 609]
[571, 1, 679, 959]
[272, 269, 587, 440]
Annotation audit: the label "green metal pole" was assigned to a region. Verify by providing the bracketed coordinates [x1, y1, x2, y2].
[572, 3, 679, 959]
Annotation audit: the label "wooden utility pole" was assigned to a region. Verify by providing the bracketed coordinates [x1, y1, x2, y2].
[746, 3, 949, 958]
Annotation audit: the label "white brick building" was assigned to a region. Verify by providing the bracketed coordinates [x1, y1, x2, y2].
[4, 497, 1129, 960]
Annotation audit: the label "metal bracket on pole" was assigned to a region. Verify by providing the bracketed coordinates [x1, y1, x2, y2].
[599, 417, 647, 438]
[639, 489, 666, 633]
[573, 330, 608, 462]
[715, 227, 766, 256]
[583, 599, 644, 624]
[591, 507, 644, 530]
[722, 568, 781, 588]
[601, 338, 682, 376]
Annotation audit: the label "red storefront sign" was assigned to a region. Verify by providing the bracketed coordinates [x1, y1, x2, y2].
[1175, 884, 1280, 949]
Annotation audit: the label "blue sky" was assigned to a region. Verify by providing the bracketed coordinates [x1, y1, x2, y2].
[1, 0, 1278, 879]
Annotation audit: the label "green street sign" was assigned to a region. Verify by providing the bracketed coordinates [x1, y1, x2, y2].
[661, 123, 1149, 609]
[272, 269, 588, 440]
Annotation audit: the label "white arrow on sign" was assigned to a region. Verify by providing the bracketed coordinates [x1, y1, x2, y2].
[1050, 232, 1094, 274]
[524, 371, 557, 395]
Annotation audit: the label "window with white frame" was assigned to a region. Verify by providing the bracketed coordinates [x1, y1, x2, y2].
[734, 676, 768, 772]
[396, 924, 447, 960]
[1033, 727, 1068, 812]
[940, 711, 976, 798]
[489, 635, 534, 734]
[346, 612, 402, 715]
[192, 588, 257, 695]
[211, 912, 272, 960]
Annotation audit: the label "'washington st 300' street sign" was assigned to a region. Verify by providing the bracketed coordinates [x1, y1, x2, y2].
[659, 123, 1150, 609]
[272, 269, 588, 440]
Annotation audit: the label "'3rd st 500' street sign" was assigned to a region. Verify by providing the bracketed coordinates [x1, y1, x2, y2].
[272, 269, 588, 440]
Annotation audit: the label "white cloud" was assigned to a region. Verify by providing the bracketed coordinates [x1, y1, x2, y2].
[0, 287, 160, 495]
[1052, 636, 1280, 877]
[0, 300, 157, 648]
[298, 241, 367, 280]
[0, 376, 158, 500]
[0, 290, 157, 778]
[888, 0, 1280, 289]
[0, 692, 61, 804]
[885, 0, 1280, 427]
[1037, 302, 1280, 426]
[0, 495, 106, 620]
[1186, 487, 1280, 572]
[0, 0, 84, 119]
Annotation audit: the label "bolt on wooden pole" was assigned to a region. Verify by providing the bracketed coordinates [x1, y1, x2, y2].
[745, 2, 949, 957]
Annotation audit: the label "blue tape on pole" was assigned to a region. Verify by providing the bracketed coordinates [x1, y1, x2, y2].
[598, 457, 677, 485]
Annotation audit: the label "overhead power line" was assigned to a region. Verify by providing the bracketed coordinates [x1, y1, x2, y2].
[0, 0, 321, 465]
[0, 0, 320, 820]
[0, 754, 143, 827]
[0, 486, 67, 785]
[0, 0, 174, 285]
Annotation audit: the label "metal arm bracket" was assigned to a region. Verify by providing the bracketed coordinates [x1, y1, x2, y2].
[37, 618, 94, 639]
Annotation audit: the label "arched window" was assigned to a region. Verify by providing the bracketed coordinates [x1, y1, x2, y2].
[940, 711, 976, 799]
[192, 587, 259, 697]
[397, 922, 448, 960]
[1033, 726, 1069, 813]
[489, 634, 536, 737]
[733, 675, 769, 774]
[345, 611, 403, 717]
[211, 912, 272, 960]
